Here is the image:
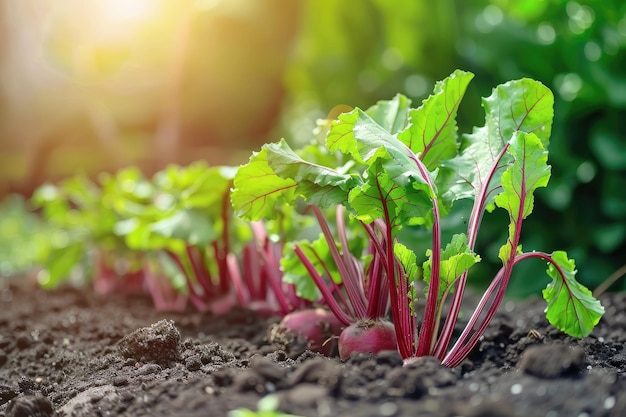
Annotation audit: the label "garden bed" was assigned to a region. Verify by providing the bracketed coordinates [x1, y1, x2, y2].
[0, 279, 624, 417]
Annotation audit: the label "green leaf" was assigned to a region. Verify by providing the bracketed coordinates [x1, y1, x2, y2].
[394, 242, 419, 278]
[365, 93, 412, 134]
[444, 78, 554, 203]
[327, 106, 442, 236]
[154, 162, 233, 212]
[150, 209, 218, 246]
[542, 251, 604, 338]
[398, 70, 474, 170]
[120, 221, 169, 251]
[327, 109, 421, 186]
[495, 132, 551, 263]
[31, 183, 71, 226]
[496, 132, 551, 219]
[394, 241, 420, 302]
[232, 141, 355, 220]
[228, 394, 305, 417]
[231, 147, 298, 220]
[257, 394, 280, 412]
[266, 139, 356, 208]
[110, 163, 238, 253]
[64, 174, 101, 202]
[100, 168, 155, 218]
[38, 243, 85, 289]
[348, 164, 434, 234]
[423, 234, 480, 300]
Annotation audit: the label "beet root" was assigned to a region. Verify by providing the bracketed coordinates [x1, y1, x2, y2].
[338, 319, 397, 359]
[268, 308, 344, 357]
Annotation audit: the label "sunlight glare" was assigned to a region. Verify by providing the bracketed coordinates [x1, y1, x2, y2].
[98, 0, 157, 24]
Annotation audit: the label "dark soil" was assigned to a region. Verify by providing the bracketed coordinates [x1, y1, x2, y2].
[0, 279, 624, 417]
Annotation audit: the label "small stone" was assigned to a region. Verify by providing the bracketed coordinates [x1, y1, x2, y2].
[15, 334, 31, 350]
[58, 385, 117, 416]
[185, 355, 202, 371]
[457, 399, 523, 417]
[379, 401, 399, 417]
[0, 348, 7, 367]
[0, 384, 18, 406]
[113, 376, 129, 387]
[608, 352, 626, 367]
[118, 320, 181, 363]
[386, 356, 457, 399]
[18, 377, 37, 394]
[288, 357, 340, 387]
[136, 364, 162, 375]
[233, 369, 264, 393]
[249, 355, 287, 383]
[519, 344, 585, 378]
[283, 383, 328, 409]
[5, 395, 55, 417]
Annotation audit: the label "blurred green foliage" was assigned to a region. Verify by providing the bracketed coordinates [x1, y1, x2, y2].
[281, 0, 459, 144]
[0, 195, 50, 277]
[2, 0, 624, 296]
[228, 395, 303, 417]
[280, 0, 626, 295]
[454, 0, 626, 295]
[30, 174, 129, 288]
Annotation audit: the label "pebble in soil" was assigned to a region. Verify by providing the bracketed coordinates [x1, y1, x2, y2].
[5, 395, 56, 417]
[117, 319, 181, 364]
[518, 343, 585, 378]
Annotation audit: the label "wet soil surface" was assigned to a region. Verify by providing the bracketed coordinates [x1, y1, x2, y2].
[0, 280, 624, 417]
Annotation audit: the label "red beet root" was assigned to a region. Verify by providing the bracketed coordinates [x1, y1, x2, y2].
[269, 308, 344, 356]
[338, 319, 397, 360]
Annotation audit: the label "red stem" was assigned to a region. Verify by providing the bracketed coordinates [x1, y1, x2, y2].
[359, 222, 388, 319]
[212, 241, 230, 293]
[185, 246, 214, 298]
[226, 252, 249, 306]
[372, 175, 414, 358]
[443, 147, 526, 366]
[242, 245, 260, 299]
[294, 244, 353, 325]
[408, 154, 442, 358]
[311, 206, 368, 318]
[251, 221, 292, 313]
[309, 245, 354, 316]
[166, 250, 208, 311]
[143, 259, 187, 312]
[216, 185, 233, 293]
[335, 206, 368, 308]
[259, 240, 291, 314]
[434, 144, 510, 360]
[366, 248, 388, 318]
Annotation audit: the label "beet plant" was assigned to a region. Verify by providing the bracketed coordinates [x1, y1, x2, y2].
[107, 162, 306, 315]
[233, 141, 400, 358]
[280, 205, 397, 358]
[31, 162, 308, 316]
[231, 70, 605, 366]
[31, 173, 145, 295]
[105, 163, 239, 312]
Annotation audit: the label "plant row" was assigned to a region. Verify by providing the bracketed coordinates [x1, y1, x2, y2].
[31, 70, 604, 367]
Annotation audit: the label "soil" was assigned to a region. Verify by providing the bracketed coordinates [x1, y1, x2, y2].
[0, 278, 624, 417]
